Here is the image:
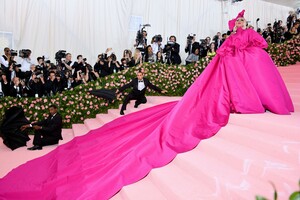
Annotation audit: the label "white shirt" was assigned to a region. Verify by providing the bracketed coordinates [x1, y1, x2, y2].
[0, 55, 9, 68]
[0, 82, 3, 94]
[151, 42, 164, 54]
[51, 113, 57, 120]
[21, 58, 32, 72]
[138, 79, 145, 91]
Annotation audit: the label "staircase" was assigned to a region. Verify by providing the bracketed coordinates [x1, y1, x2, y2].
[0, 65, 299, 200]
[110, 65, 300, 200]
[0, 96, 181, 178]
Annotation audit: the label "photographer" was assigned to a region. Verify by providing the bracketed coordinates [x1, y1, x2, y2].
[94, 53, 110, 77]
[199, 39, 208, 58]
[28, 72, 45, 97]
[262, 23, 275, 43]
[73, 70, 88, 87]
[273, 20, 285, 43]
[151, 35, 164, 54]
[284, 22, 299, 40]
[12, 63, 25, 80]
[56, 73, 67, 93]
[134, 30, 148, 52]
[213, 32, 223, 49]
[10, 77, 26, 98]
[156, 51, 164, 63]
[0, 73, 10, 97]
[133, 49, 143, 66]
[61, 53, 73, 71]
[72, 55, 85, 76]
[36, 57, 45, 71]
[82, 60, 97, 82]
[122, 49, 135, 67]
[89, 66, 100, 81]
[0, 47, 11, 70]
[185, 34, 200, 55]
[287, 11, 297, 31]
[144, 45, 156, 63]
[20, 49, 32, 72]
[120, 58, 129, 70]
[107, 53, 122, 74]
[24, 64, 38, 83]
[163, 35, 181, 65]
[44, 71, 57, 96]
[185, 48, 199, 65]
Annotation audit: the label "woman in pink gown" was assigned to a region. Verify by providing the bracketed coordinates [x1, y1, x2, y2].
[0, 10, 293, 199]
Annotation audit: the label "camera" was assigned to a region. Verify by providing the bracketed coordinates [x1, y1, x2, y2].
[55, 50, 66, 63]
[13, 63, 22, 68]
[19, 49, 31, 58]
[98, 53, 106, 62]
[83, 58, 87, 62]
[10, 49, 18, 56]
[109, 53, 117, 61]
[153, 35, 162, 43]
[200, 39, 207, 46]
[187, 34, 195, 45]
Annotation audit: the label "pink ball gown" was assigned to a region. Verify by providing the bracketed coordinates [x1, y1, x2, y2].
[0, 28, 293, 199]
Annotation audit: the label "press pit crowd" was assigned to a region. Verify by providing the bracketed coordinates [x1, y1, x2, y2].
[0, 11, 299, 99]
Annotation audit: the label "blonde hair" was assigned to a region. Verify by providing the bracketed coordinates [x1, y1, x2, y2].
[233, 17, 247, 32]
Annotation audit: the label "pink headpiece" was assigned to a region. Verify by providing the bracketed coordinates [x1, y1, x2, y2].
[228, 10, 245, 31]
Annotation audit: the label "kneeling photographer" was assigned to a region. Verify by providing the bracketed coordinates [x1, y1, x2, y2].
[163, 35, 181, 65]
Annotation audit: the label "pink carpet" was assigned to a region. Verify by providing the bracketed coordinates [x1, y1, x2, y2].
[0, 65, 299, 199]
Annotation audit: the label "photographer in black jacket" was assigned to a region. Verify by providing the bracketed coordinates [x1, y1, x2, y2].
[163, 35, 181, 65]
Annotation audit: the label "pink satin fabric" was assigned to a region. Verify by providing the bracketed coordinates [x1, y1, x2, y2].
[0, 28, 293, 199]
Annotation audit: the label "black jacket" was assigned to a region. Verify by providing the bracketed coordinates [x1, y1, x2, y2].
[119, 78, 162, 97]
[33, 113, 63, 140]
[163, 43, 181, 64]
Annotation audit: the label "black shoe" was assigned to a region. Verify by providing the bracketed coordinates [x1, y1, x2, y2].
[27, 145, 43, 150]
[134, 104, 138, 108]
[120, 110, 124, 115]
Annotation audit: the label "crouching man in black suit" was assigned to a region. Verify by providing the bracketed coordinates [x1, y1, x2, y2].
[21, 104, 63, 150]
[116, 70, 167, 115]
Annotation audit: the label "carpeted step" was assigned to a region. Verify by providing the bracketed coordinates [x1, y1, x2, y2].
[111, 177, 169, 200]
[59, 128, 75, 144]
[96, 113, 117, 124]
[229, 113, 300, 137]
[72, 123, 90, 137]
[113, 65, 300, 200]
[84, 118, 104, 130]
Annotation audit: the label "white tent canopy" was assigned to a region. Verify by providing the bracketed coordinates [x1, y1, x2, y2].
[0, 0, 295, 64]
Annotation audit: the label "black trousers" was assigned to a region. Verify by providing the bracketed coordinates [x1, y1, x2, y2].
[33, 130, 59, 147]
[121, 93, 147, 111]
